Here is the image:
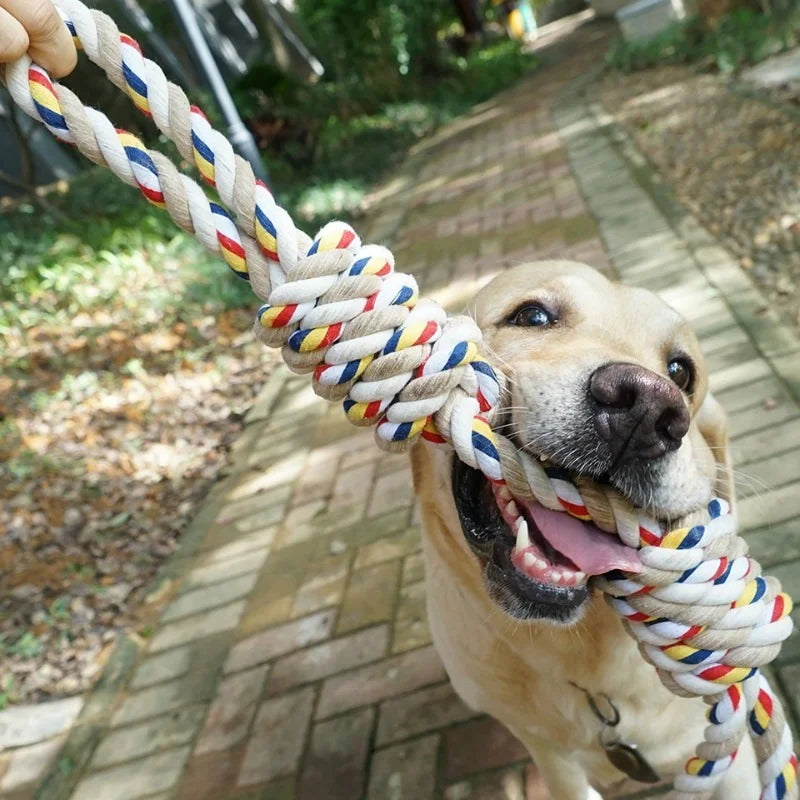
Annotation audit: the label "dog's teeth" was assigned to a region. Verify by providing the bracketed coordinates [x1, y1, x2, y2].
[515, 518, 530, 552]
[534, 557, 547, 570]
[574, 571, 586, 583]
[550, 571, 562, 584]
[523, 552, 536, 568]
[498, 486, 512, 501]
[506, 501, 519, 518]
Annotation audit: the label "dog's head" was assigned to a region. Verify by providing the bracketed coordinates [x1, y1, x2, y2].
[449, 261, 732, 624]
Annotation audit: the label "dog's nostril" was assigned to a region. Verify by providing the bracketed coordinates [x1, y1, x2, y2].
[590, 374, 637, 411]
[655, 407, 689, 443]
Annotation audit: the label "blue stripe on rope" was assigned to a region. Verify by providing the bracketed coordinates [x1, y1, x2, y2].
[713, 561, 734, 585]
[472, 430, 498, 460]
[442, 341, 468, 371]
[677, 525, 705, 550]
[191, 130, 216, 166]
[122, 62, 148, 101]
[255, 206, 277, 237]
[392, 421, 413, 441]
[338, 359, 361, 383]
[123, 144, 158, 173]
[392, 285, 414, 307]
[33, 101, 68, 132]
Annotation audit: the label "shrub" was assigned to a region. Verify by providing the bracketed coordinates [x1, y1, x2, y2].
[606, 7, 799, 73]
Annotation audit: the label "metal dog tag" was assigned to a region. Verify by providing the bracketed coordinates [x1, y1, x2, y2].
[601, 739, 661, 784]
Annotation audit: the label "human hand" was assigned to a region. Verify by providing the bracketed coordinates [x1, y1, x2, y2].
[0, 0, 77, 77]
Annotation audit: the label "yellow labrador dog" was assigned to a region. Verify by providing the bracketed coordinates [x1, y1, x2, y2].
[411, 261, 759, 799]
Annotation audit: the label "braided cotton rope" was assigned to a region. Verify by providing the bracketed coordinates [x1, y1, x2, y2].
[3, 2, 796, 796]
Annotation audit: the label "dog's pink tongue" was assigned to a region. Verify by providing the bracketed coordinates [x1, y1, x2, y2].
[521, 500, 642, 576]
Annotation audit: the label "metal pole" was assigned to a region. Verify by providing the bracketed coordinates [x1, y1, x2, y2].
[168, 0, 269, 184]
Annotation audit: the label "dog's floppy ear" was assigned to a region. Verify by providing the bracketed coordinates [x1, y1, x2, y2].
[696, 392, 735, 510]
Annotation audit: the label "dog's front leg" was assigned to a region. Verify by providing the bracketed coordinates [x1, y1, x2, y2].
[512, 730, 600, 800]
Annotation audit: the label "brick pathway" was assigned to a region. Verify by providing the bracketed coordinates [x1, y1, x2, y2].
[11, 15, 800, 800]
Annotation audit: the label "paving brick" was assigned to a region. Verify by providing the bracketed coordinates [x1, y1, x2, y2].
[290, 553, 350, 618]
[376, 682, 478, 745]
[225, 609, 335, 673]
[149, 600, 245, 652]
[195, 666, 269, 753]
[778, 662, 800, 730]
[200, 526, 277, 563]
[217, 484, 293, 524]
[176, 746, 246, 800]
[444, 765, 532, 800]
[297, 708, 374, 800]
[0, 696, 82, 748]
[738, 482, 800, 530]
[733, 418, 800, 466]
[273, 500, 327, 549]
[402, 552, 426, 585]
[0, 735, 65, 794]
[727, 397, 799, 438]
[353, 527, 421, 570]
[237, 567, 305, 636]
[238, 687, 316, 786]
[746, 521, 800, 569]
[367, 469, 414, 517]
[115, 635, 230, 726]
[329, 461, 377, 511]
[113, 680, 198, 727]
[92, 706, 206, 768]
[442, 717, 529, 781]
[162, 572, 259, 623]
[267, 625, 389, 695]
[735, 449, 800, 492]
[317, 645, 446, 718]
[337, 560, 401, 634]
[182, 550, 269, 592]
[392, 579, 432, 653]
[366, 734, 439, 800]
[71, 746, 190, 800]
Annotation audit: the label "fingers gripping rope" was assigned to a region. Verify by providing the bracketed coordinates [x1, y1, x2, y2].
[3, 3, 796, 797]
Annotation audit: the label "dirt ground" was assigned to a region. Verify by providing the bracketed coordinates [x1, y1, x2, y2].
[595, 62, 800, 327]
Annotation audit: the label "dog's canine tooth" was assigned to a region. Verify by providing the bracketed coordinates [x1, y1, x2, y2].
[515, 518, 530, 552]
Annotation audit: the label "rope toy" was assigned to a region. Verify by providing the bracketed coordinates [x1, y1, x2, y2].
[4, 3, 796, 797]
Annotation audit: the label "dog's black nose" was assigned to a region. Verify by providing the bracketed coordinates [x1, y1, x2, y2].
[590, 363, 690, 462]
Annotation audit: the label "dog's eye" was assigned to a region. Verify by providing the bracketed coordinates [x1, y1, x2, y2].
[667, 358, 693, 392]
[508, 303, 555, 328]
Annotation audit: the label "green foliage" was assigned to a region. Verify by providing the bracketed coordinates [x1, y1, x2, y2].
[296, 0, 450, 92]
[0, 171, 253, 337]
[606, 8, 799, 73]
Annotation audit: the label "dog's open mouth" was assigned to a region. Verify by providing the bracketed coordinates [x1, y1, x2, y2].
[452, 458, 642, 622]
